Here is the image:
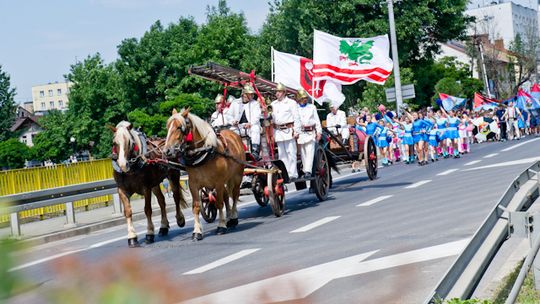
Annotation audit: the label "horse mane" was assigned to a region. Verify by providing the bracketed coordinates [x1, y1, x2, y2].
[114, 121, 143, 151]
[170, 111, 218, 148]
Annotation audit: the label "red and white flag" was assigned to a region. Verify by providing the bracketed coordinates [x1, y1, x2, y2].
[313, 30, 393, 85]
[273, 49, 345, 106]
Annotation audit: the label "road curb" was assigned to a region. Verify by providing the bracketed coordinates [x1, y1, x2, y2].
[19, 205, 178, 248]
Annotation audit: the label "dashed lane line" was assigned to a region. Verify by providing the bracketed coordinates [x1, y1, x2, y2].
[437, 169, 458, 176]
[290, 216, 341, 233]
[464, 160, 482, 166]
[183, 249, 261, 275]
[501, 137, 540, 152]
[404, 180, 432, 189]
[483, 153, 498, 159]
[357, 195, 393, 207]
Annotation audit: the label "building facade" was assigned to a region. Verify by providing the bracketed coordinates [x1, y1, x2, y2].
[10, 106, 42, 147]
[466, 1, 538, 48]
[468, 0, 538, 11]
[31, 82, 73, 115]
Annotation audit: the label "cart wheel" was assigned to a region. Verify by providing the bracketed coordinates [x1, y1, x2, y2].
[267, 167, 285, 217]
[312, 145, 330, 201]
[252, 175, 269, 207]
[364, 136, 378, 180]
[200, 188, 217, 223]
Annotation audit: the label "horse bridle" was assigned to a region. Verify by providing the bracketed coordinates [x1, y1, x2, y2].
[111, 130, 143, 172]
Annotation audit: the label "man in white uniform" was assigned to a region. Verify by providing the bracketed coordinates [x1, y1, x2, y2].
[236, 84, 262, 158]
[326, 103, 349, 144]
[271, 83, 301, 181]
[296, 89, 322, 177]
[210, 94, 229, 128]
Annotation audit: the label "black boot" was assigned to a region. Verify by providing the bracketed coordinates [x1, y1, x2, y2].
[252, 144, 260, 160]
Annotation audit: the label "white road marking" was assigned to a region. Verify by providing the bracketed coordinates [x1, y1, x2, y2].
[183, 249, 261, 275]
[11, 170, 364, 271]
[464, 160, 482, 166]
[290, 216, 341, 233]
[437, 169, 458, 176]
[465, 157, 540, 171]
[483, 153, 498, 159]
[9, 249, 86, 272]
[357, 195, 393, 207]
[501, 137, 540, 152]
[181, 239, 469, 304]
[404, 180, 431, 189]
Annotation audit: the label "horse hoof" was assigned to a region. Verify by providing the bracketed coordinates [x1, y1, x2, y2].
[158, 228, 169, 237]
[128, 237, 140, 248]
[226, 218, 238, 228]
[192, 233, 203, 241]
[145, 234, 155, 244]
[216, 227, 227, 235]
[177, 218, 186, 228]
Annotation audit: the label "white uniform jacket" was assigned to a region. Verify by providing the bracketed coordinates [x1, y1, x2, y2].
[271, 97, 301, 142]
[210, 108, 230, 128]
[237, 99, 262, 144]
[326, 110, 349, 138]
[297, 103, 322, 145]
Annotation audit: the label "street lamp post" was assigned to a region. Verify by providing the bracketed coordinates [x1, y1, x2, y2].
[387, 0, 403, 116]
[70, 136, 76, 159]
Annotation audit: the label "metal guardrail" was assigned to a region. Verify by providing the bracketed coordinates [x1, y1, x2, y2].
[425, 160, 540, 303]
[0, 179, 121, 238]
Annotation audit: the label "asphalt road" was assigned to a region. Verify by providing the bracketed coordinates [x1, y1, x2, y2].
[8, 137, 540, 304]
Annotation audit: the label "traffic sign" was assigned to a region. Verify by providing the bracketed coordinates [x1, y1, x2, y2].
[385, 84, 415, 102]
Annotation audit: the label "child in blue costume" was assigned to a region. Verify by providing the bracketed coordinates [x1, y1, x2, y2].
[435, 113, 448, 158]
[397, 116, 414, 164]
[375, 120, 393, 166]
[445, 110, 461, 158]
[408, 112, 433, 165]
[428, 127, 440, 162]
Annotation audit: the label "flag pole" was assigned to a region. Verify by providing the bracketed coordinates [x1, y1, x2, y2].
[271, 46, 275, 83]
[387, 0, 403, 117]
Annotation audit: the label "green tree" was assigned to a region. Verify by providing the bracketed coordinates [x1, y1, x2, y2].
[66, 54, 126, 158]
[0, 138, 31, 169]
[359, 67, 415, 111]
[32, 110, 72, 162]
[0, 65, 17, 142]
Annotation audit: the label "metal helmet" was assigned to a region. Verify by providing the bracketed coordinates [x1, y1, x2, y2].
[242, 83, 255, 95]
[296, 88, 308, 100]
[275, 83, 287, 92]
[214, 94, 224, 104]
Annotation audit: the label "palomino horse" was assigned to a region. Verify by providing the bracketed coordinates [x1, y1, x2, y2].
[111, 121, 188, 247]
[164, 108, 245, 240]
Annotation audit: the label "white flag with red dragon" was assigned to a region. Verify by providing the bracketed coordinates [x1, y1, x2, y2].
[272, 49, 345, 105]
[313, 30, 393, 85]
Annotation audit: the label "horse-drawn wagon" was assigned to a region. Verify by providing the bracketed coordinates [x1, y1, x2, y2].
[188, 62, 332, 220]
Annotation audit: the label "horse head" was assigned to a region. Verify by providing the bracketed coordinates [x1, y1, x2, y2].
[165, 108, 218, 158]
[110, 121, 141, 173]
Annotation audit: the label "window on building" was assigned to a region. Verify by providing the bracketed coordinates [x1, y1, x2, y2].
[48, 89, 53, 97]
[50, 101, 54, 108]
[39, 90, 45, 97]
[59, 100, 63, 108]
[41, 102, 46, 109]
[57, 88, 62, 96]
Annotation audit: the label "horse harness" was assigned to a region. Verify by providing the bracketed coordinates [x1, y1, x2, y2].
[112, 129, 151, 173]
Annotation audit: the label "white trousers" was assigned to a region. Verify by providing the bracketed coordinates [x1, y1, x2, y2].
[299, 141, 316, 175]
[238, 124, 261, 145]
[277, 139, 298, 179]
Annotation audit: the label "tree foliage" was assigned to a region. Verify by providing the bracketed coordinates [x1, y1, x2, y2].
[0, 138, 31, 169]
[0, 65, 17, 142]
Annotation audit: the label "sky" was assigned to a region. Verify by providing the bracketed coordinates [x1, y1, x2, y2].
[0, 0, 270, 103]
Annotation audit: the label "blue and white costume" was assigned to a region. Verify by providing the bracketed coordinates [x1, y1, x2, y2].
[376, 126, 390, 148]
[436, 117, 447, 141]
[428, 129, 440, 147]
[402, 123, 414, 145]
[446, 117, 460, 139]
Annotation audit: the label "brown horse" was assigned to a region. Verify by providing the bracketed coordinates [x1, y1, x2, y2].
[111, 121, 188, 247]
[164, 108, 245, 240]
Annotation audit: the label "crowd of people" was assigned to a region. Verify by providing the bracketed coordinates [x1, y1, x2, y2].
[209, 83, 540, 180]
